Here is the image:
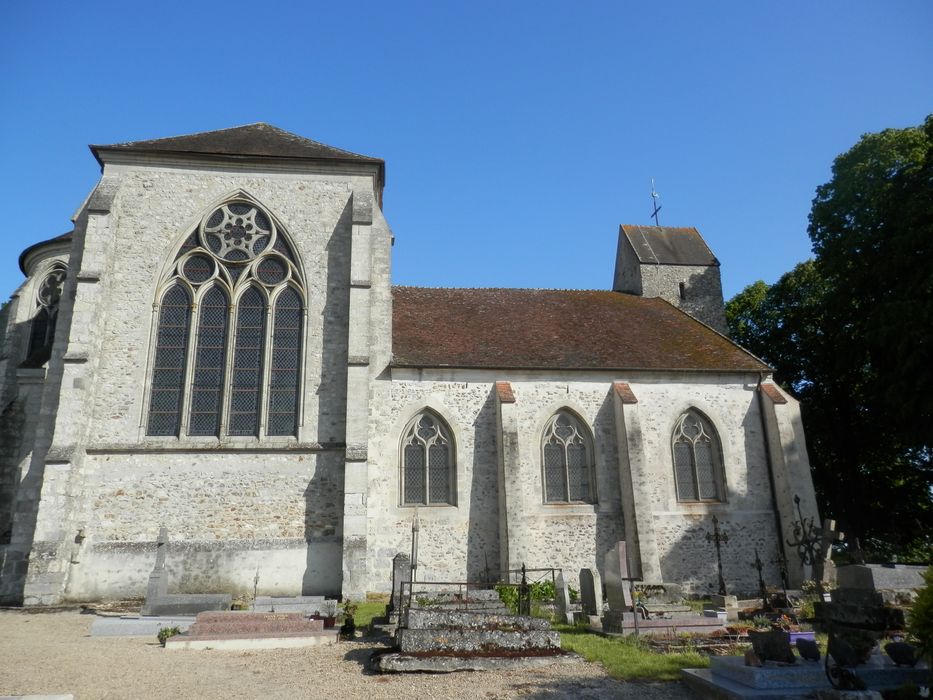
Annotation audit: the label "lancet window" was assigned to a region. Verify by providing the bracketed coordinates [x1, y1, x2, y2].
[542, 410, 595, 504]
[672, 410, 725, 501]
[24, 263, 68, 367]
[146, 200, 305, 438]
[400, 411, 455, 506]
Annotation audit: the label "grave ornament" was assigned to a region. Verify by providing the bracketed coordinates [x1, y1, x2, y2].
[705, 515, 729, 596]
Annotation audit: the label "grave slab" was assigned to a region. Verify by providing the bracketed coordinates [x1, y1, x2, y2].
[89, 615, 195, 637]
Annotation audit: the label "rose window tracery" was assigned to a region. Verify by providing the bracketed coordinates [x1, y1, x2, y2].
[201, 203, 273, 262]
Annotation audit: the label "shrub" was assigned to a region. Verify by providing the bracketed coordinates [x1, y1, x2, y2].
[907, 566, 933, 663]
[157, 626, 181, 646]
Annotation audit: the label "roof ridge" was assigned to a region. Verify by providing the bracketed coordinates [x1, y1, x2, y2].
[96, 122, 271, 149]
[392, 285, 618, 293]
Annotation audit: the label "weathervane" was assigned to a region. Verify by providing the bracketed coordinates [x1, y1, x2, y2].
[650, 179, 662, 226]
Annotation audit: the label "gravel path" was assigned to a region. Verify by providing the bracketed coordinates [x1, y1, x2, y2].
[0, 610, 699, 699]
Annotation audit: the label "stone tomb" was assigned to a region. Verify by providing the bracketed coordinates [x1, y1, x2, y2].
[378, 608, 574, 673]
[683, 655, 930, 699]
[141, 528, 230, 616]
[164, 611, 338, 650]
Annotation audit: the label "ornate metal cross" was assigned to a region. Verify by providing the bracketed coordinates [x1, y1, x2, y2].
[650, 179, 662, 226]
[705, 515, 729, 596]
[753, 547, 769, 608]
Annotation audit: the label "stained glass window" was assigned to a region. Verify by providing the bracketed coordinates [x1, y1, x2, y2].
[229, 286, 266, 437]
[542, 411, 595, 504]
[267, 287, 302, 436]
[189, 286, 228, 436]
[24, 265, 67, 366]
[401, 412, 454, 505]
[146, 199, 305, 439]
[672, 411, 724, 502]
[147, 284, 191, 436]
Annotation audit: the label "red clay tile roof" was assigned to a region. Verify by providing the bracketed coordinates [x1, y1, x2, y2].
[613, 382, 638, 404]
[392, 287, 769, 372]
[90, 123, 383, 167]
[495, 381, 516, 403]
[760, 383, 788, 404]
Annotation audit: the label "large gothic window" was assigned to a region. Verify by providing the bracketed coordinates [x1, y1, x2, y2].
[400, 411, 455, 506]
[23, 264, 67, 367]
[542, 410, 595, 504]
[672, 410, 725, 502]
[146, 199, 305, 438]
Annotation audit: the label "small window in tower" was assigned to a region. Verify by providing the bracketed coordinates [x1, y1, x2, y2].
[679, 281, 687, 300]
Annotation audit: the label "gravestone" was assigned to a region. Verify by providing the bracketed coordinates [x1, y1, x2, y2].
[815, 519, 844, 587]
[579, 568, 602, 616]
[389, 552, 411, 614]
[141, 527, 230, 616]
[554, 572, 574, 625]
[603, 541, 633, 611]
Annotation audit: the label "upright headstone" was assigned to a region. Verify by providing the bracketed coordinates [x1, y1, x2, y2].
[390, 553, 411, 613]
[579, 568, 602, 616]
[554, 572, 574, 625]
[603, 541, 634, 611]
[815, 518, 844, 588]
[144, 527, 169, 605]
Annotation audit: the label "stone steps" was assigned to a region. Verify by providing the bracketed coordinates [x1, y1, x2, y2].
[406, 609, 549, 631]
[397, 628, 560, 654]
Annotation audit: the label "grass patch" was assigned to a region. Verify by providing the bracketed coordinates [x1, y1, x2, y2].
[554, 624, 709, 682]
[352, 600, 386, 629]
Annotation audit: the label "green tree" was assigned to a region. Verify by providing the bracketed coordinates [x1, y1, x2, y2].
[726, 115, 933, 559]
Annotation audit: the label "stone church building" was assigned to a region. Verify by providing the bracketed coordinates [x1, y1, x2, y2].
[0, 124, 818, 605]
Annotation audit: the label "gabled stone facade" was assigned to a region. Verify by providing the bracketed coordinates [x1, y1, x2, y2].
[0, 124, 819, 605]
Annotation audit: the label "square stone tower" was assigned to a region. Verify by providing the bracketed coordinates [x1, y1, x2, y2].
[613, 225, 727, 333]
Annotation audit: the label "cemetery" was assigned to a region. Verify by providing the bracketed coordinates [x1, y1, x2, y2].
[44, 505, 928, 700]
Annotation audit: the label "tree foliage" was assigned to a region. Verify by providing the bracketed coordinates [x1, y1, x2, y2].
[726, 115, 933, 559]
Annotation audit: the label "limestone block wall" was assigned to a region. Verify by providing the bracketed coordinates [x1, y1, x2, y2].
[366, 378, 501, 590]
[625, 377, 783, 595]
[366, 369, 785, 596]
[14, 160, 381, 604]
[64, 450, 343, 600]
[82, 164, 363, 447]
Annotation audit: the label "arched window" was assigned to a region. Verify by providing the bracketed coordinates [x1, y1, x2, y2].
[400, 411, 455, 506]
[23, 264, 67, 367]
[147, 284, 191, 436]
[146, 199, 305, 438]
[542, 410, 595, 504]
[672, 410, 725, 502]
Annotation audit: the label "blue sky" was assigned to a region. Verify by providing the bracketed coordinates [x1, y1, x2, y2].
[1, 1, 930, 303]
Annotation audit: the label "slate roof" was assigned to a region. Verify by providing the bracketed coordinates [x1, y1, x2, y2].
[18, 231, 73, 275]
[391, 287, 768, 372]
[90, 123, 383, 168]
[620, 225, 719, 266]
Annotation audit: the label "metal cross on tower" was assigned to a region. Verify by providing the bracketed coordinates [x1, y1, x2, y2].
[650, 179, 662, 226]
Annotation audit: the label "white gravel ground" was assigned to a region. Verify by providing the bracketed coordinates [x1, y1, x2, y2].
[0, 610, 700, 699]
